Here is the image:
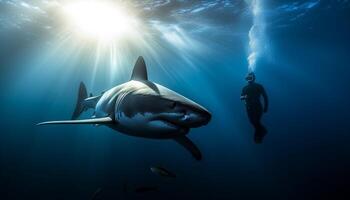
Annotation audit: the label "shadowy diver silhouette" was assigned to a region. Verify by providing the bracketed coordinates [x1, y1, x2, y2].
[241, 72, 268, 143]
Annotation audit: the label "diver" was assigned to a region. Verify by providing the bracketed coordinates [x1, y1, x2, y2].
[241, 72, 268, 143]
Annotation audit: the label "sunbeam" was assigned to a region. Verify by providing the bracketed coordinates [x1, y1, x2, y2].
[45, 0, 206, 87]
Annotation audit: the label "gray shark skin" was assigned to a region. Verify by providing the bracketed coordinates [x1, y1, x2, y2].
[38, 56, 211, 160]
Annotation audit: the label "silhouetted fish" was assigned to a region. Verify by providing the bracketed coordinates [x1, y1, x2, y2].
[150, 166, 176, 178]
[90, 188, 102, 200]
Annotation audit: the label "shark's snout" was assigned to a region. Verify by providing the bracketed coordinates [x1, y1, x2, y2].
[153, 105, 211, 129]
[200, 109, 212, 125]
[186, 107, 211, 127]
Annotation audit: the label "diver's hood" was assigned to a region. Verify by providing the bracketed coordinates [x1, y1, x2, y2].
[245, 72, 256, 82]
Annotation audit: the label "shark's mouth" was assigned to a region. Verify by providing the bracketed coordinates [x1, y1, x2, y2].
[156, 117, 190, 133]
[149, 110, 210, 133]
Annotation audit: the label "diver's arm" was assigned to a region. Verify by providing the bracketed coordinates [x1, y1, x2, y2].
[261, 86, 268, 112]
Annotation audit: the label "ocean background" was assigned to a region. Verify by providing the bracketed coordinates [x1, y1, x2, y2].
[1, 1, 350, 199]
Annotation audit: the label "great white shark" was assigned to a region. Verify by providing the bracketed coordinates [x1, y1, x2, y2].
[38, 56, 211, 160]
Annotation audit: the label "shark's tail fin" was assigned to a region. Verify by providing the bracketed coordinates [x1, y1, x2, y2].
[72, 82, 88, 120]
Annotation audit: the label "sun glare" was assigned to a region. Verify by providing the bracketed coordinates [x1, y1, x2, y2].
[64, 1, 138, 41]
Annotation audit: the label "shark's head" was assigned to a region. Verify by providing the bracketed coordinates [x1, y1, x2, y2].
[115, 57, 211, 139]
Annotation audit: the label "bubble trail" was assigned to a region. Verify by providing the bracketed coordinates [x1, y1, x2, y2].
[247, 0, 265, 72]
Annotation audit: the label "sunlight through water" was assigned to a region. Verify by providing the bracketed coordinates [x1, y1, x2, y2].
[53, 0, 205, 87]
[63, 1, 139, 42]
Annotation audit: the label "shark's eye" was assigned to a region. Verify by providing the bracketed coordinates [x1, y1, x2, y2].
[170, 102, 176, 109]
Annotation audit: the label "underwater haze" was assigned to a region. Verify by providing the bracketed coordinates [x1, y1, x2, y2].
[1, 0, 350, 199]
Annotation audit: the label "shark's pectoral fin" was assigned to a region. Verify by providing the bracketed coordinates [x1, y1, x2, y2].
[37, 117, 114, 126]
[174, 136, 202, 161]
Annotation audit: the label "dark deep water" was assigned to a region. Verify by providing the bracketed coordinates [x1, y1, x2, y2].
[1, 1, 350, 199]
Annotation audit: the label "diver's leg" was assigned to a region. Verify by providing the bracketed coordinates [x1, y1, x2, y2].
[247, 106, 261, 130]
[248, 105, 267, 143]
[257, 105, 267, 134]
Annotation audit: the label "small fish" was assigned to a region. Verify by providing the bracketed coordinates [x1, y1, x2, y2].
[134, 186, 158, 193]
[90, 188, 102, 200]
[150, 166, 176, 178]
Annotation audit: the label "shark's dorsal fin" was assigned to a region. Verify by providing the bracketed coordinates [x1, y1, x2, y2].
[130, 56, 148, 81]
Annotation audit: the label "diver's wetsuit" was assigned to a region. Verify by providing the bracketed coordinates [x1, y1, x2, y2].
[241, 82, 268, 142]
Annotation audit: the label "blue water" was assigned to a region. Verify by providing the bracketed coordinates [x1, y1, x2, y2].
[1, 1, 350, 199]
